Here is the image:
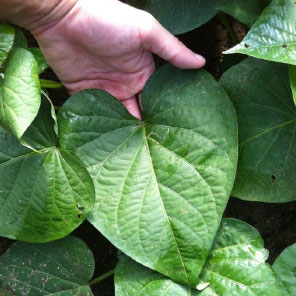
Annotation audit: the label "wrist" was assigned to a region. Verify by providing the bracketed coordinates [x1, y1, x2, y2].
[0, 0, 78, 34]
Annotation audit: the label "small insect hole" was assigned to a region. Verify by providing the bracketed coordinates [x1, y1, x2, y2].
[282, 44, 287, 48]
[244, 43, 250, 48]
[78, 214, 81, 219]
[271, 175, 276, 183]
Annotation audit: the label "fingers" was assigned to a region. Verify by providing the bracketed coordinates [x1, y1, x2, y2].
[140, 14, 206, 69]
[121, 96, 142, 120]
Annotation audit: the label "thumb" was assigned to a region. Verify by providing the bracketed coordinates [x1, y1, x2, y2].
[140, 14, 206, 69]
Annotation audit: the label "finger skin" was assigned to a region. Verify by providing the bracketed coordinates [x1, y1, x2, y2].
[139, 13, 206, 69]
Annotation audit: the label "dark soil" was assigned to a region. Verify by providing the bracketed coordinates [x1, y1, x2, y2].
[1, 14, 295, 296]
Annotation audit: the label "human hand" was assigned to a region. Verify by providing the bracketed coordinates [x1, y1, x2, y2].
[32, 0, 206, 119]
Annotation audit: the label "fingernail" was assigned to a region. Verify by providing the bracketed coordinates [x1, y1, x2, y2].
[195, 54, 206, 63]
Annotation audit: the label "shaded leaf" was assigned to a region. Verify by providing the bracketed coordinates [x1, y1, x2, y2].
[0, 48, 41, 138]
[225, 0, 296, 65]
[273, 243, 296, 296]
[290, 65, 296, 107]
[58, 65, 238, 287]
[12, 29, 27, 48]
[0, 99, 95, 242]
[27, 48, 49, 74]
[218, 0, 268, 27]
[115, 219, 280, 296]
[220, 58, 296, 202]
[0, 236, 94, 295]
[0, 23, 15, 67]
[127, 0, 226, 35]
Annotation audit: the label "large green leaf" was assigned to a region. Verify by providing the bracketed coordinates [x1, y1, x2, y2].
[127, 0, 226, 35]
[220, 58, 296, 202]
[0, 236, 94, 295]
[115, 219, 280, 296]
[0, 48, 41, 138]
[0, 23, 15, 67]
[0, 98, 95, 242]
[217, 0, 268, 27]
[290, 65, 296, 106]
[225, 0, 296, 65]
[58, 65, 238, 287]
[273, 243, 296, 296]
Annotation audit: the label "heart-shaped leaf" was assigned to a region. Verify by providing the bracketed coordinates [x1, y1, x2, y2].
[225, 0, 296, 65]
[58, 65, 238, 286]
[0, 48, 41, 139]
[0, 98, 95, 242]
[0, 236, 95, 295]
[290, 65, 296, 106]
[273, 243, 296, 296]
[127, 0, 226, 35]
[0, 23, 15, 66]
[115, 219, 280, 296]
[220, 58, 296, 202]
[217, 0, 268, 27]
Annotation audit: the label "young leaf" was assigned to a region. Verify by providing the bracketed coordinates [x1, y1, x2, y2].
[220, 58, 296, 202]
[0, 23, 15, 67]
[217, 0, 268, 27]
[224, 0, 296, 65]
[0, 236, 95, 295]
[290, 65, 296, 107]
[0, 98, 95, 242]
[273, 243, 296, 296]
[0, 48, 41, 139]
[127, 0, 226, 35]
[115, 219, 280, 296]
[58, 65, 238, 287]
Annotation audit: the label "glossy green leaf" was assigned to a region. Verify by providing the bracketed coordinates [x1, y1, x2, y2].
[290, 65, 296, 107]
[27, 48, 49, 75]
[225, 0, 296, 65]
[218, 0, 268, 27]
[273, 243, 296, 296]
[58, 65, 238, 287]
[220, 58, 296, 202]
[197, 218, 280, 295]
[0, 236, 94, 295]
[0, 99, 95, 242]
[127, 0, 226, 35]
[0, 23, 15, 67]
[115, 219, 280, 296]
[0, 48, 41, 138]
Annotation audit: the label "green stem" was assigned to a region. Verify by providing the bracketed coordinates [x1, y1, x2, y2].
[40, 79, 64, 89]
[218, 13, 238, 44]
[88, 269, 115, 287]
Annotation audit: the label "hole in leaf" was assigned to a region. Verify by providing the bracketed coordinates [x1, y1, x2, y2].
[77, 214, 81, 219]
[271, 175, 276, 184]
[76, 204, 85, 212]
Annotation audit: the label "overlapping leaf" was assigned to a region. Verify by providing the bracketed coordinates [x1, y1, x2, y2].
[0, 48, 41, 138]
[0, 98, 95, 242]
[115, 219, 280, 296]
[0, 23, 15, 66]
[273, 243, 296, 296]
[220, 58, 296, 202]
[58, 65, 238, 286]
[225, 0, 296, 65]
[0, 236, 95, 295]
[127, 0, 226, 35]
